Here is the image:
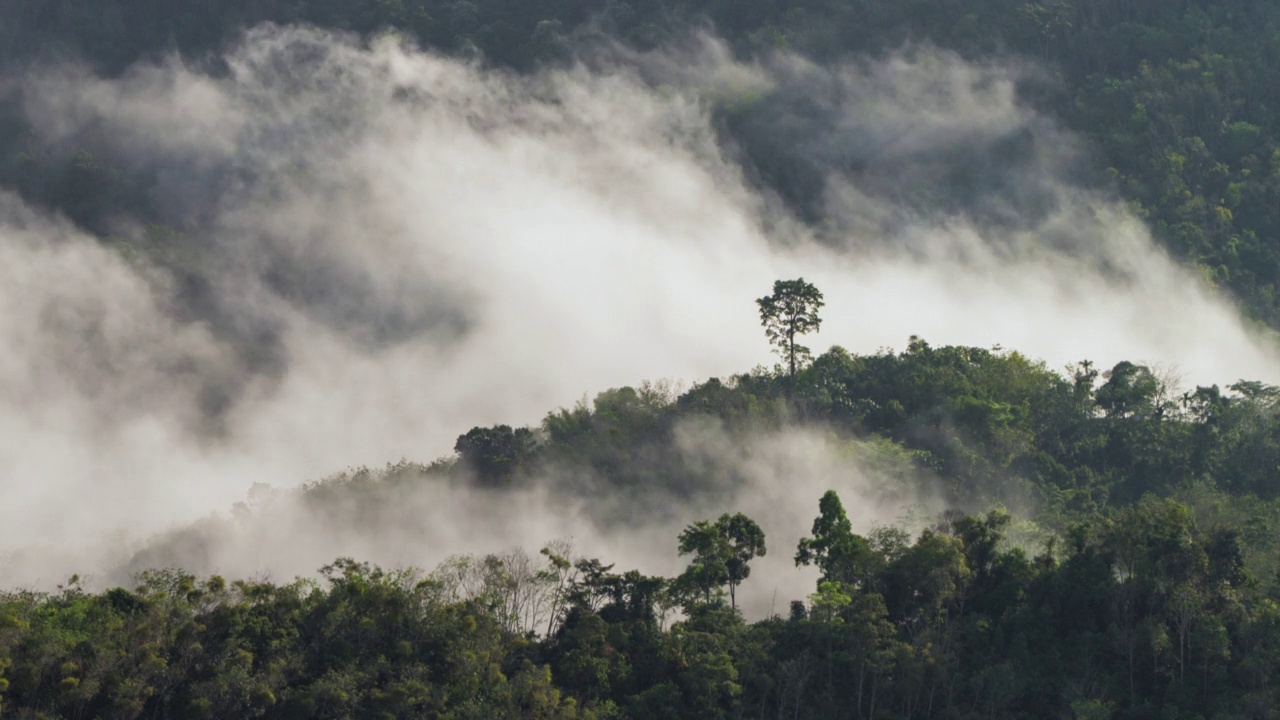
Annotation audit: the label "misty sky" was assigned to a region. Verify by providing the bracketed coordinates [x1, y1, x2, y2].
[2, 27, 1278, 600]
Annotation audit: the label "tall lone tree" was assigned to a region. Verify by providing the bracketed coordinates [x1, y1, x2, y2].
[757, 278, 824, 378]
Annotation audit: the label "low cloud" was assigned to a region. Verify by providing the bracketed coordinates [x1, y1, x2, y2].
[0, 28, 1276, 592]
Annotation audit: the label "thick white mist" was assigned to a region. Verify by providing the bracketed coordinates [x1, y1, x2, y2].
[1, 28, 1277, 592]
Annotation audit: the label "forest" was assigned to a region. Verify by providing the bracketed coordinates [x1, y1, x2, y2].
[5, 333, 1280, 719]
[5, 0, 1280, 719]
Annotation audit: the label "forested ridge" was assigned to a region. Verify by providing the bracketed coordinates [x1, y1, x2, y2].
[5, 338, 1280, 719]
[6, 1, 1280, 718]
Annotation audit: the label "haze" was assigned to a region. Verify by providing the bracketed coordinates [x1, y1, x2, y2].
[1, 27, 1275, 603]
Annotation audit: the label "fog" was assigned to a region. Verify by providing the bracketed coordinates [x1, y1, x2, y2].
[1, 27, 1276, 606]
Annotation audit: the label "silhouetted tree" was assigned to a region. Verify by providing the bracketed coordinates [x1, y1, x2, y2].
[757, 278, 824, 379]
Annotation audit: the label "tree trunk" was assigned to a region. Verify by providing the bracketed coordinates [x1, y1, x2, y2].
[788, 327, 796, 378]
[857, 661, 866, 720]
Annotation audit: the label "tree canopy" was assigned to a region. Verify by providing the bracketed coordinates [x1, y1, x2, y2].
[757, 278, 825, 379]
[16, 330, 1273, 719]
[676, 512, 767, 611]
[8, 1, 1280, 716]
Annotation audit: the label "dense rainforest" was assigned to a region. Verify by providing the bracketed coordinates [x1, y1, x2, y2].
[5, 0, 1280, 719]
[5, 336, 1280, 719]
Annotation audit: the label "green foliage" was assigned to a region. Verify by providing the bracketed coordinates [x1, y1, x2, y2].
[675, 513, 766, 611]
[795, 490, 878, 589]
[4, 480, 1280, 719]
[756, 278, 825, 379]
[454, 425, 538, 486]
[9, 1, 1280, 714]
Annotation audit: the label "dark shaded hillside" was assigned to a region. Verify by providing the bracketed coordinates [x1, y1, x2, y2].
[5, 1, 1280, 322]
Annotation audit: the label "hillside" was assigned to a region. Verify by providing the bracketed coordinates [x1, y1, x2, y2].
[4, 1, 1280, 323]
[5, 1, 1280, 718]
[4, 343, 1280, 718]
